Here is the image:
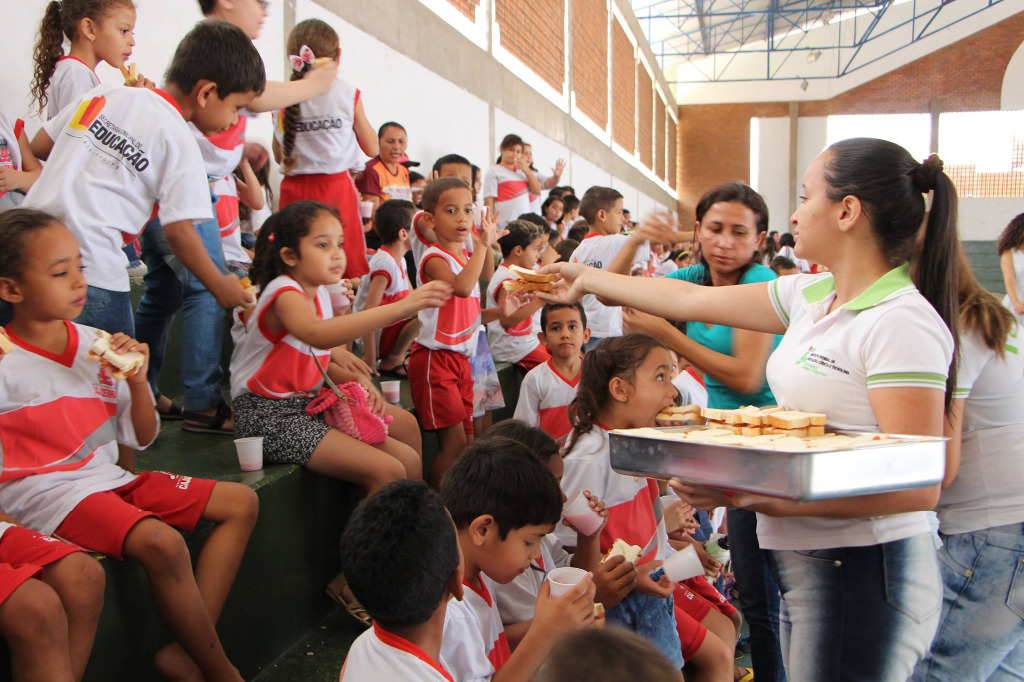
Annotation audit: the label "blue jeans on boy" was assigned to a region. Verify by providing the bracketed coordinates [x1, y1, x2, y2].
[133, 199, 228, 413]
[75, 286, 135, 336]
[766, 533, 941, 682]
[606, 590, 684, 670]
[912, 522, 1024, 681]
[729, 508, 786, 682]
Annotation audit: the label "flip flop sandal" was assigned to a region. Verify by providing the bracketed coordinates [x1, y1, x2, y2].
[736, 668, 754, 682]
[182, 403, 235, 435]
[378, 363, 409, 380]
[157, 400, 185, 421]
[326, 572, 372, 628]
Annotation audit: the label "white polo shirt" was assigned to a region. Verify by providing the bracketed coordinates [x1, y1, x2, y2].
[24, 85, 213, 292]
[938, 323, 1024, 534]
[513, 359, 579, 445]
[760, 264, 954, 550]
[568, 234, 650, 338]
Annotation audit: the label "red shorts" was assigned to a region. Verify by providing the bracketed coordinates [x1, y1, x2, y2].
[279, 172, 368, 279]
[0, 526, 83, 604]
[674, 597, 709, 661]
[515, 344, 551, 372]
[54, 472, 217, 560]
[378, 318, 414, 361]
[408, 345, 474, 434]
[683, 576, 737, 618]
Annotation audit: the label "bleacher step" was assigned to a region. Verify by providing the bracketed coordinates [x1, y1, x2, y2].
[252, 606, 365, 682]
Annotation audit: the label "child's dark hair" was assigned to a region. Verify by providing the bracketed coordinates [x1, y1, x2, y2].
[422, 178, 470, 214]
[540, 302, 587, 333]
[339, 480, 459, 630]
[824, 139, 959, 410]
[495, 134, 524, 163]
[378, 121, 405, 138]
[281, 19, 338, 172]
[996, 213, 1024, 255]
[536, 629, 678, 682]
[374, 199, 415, 244]
[197, 0, 216, 13]
[0, 209, 63, 280]
[693, 182, 769, 286]
[567, 334, 669, 453]
[166, 20, 266, 101]
[541, 195, 563, 219]
[555, 239, 579, 262]
[409, 171, 425, 184]
[484, 420, 560, 462]
[580, 187, 624, 225]
[498, 220, 544, 258]
[432, 154, 471, 177]
[770, 255, 797, 273]
[516, 212, 547, 230]
[249, 201, 337, 292]
[561, 193, 581, 215]
[566, 223, 589, 242]
[32, 0, 135, 114]
[234, 152, 273, 225]
[440, 437, 562, 539]
[778, 232, 795, 248]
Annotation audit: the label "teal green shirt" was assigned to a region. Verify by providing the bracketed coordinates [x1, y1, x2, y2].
[667, 264, 781, 409]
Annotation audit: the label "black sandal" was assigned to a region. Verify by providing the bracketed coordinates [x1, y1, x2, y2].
[378, 363, 408, 379]
[182, 403, 234, 435]
[157, 400, 185, 421]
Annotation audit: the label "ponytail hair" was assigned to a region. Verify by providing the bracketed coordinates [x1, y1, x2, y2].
[958, 249, 1015, 357]
[823, 138, 960, 411]
[282, 19, 339, 172]
[249, 201, 337, 293]
[31, 0, 134, 115]
[566, 334, 669, 454]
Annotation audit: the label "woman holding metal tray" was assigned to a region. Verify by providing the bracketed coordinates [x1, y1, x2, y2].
[538, 139, 959, 682]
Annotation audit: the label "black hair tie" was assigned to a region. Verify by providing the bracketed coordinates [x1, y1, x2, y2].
[913, 154, 944, 193]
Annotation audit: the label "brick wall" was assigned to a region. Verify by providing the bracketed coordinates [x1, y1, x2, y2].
[495, 0, 566, 91]
[611, 21, 635, 152]
[571, 0, 608, 128]
[447, 0, 480, 22]
[637, 66, 654, 168]
[655, 96, 666, 180]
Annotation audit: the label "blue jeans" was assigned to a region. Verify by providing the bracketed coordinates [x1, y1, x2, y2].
[766, 533, 941, 682]
[912, 522, 1024, 681]
[75, 286, 134, 335]
[606, 590, 684, 670]
[729, 508, 786, 682]
[133, 204, 227, 412]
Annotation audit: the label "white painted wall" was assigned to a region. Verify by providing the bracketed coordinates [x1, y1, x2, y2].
[752, 117, 790, 233]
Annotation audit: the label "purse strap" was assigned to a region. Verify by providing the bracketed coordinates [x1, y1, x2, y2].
[310, 347, 358, 406]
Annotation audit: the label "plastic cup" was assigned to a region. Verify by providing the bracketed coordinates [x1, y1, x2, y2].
[381, 380, 401, 404]
[359, 201, 374, 219]
[234, 437, 264, 472]
[562, 490, 604, 536]
[325, 283, 350, 313]
[548, 567, 588, 598]
[650, 544, 703, 583]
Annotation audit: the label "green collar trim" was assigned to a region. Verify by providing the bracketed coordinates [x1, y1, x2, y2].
[801, 263, 914, 311]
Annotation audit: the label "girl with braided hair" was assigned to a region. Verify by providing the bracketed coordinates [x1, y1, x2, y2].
[272, 18, 377, 279]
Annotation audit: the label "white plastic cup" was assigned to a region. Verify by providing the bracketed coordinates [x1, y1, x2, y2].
[234, 437, 264, 472]
[548, 567, 588, 598]
[562, 490, 604, 536]
[325, 283, 350, 313]
[659, 544, 704, 582]
[472, 205, 483, 227]
[359, 201, 374, 219]
[381, 380, 401, 404]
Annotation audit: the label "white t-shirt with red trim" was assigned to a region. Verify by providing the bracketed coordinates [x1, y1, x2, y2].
[211, 174, 249, 264]
[354, 247, 410, 312]
[25, 85, 213, 292]
[410, 212, 477, 287]
[482, 165, 530, 228]
[441, 573, 512, 682]
[513, 359, 579, 445]
[273, 79, 364, 176]
[0, 322, 156, 536]
[568, 234, 651, 338]
[0, 111, 26, 209]
[485, 264, 541, 364]
[341, 622, 453, 681]
[492, 534, 569, 625]
[46, 56, 100, 121]
[192, 115, 249, 263]
[229, 275, 332, 400]
[416, 245, 481, 357]
[555, 426, 669, 562]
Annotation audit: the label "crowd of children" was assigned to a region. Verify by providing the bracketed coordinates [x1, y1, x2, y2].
[0, 2, 1022, 681]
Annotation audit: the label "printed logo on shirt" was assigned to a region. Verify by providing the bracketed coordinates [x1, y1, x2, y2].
[68, 97, 152, 174]
[1007, 325, 1019, 355]
[794, 345, 850, 377]
[295, 117, 347, 133]
[69, 96, 106, 131]
[171, 474, 193, 491]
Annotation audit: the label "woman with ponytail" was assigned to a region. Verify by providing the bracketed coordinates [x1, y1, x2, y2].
[544, 138, 961, 681]
[30, 0, 142, 124]
[272, 19, 377, 279]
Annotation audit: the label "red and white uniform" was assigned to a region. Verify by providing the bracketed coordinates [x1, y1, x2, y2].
[415, 246, 481, 357]
[229, 275, 332, 400]
[485, 265, 540, 364]
[528, 171, 551, 215]
[0, 322, 156, 536]
[482, 165, 530, 228]
[410, 211, 477, 287]
[442, 573, 512, 681]
[46, 56, 100, 121]
[0, 525, 84, 606]
[194, 116, 250, 264]
[354, 247, 412, 358]
[273, 80, 364, 176]
[341, 623, 453, 681]
[0, 111, 26, 209]
[493, 534, 569, 625]
[568, 234, 650, 338]
[24, 85, 212, 292]
[554, 426, 669, 562]
[513, 360, 579, 445]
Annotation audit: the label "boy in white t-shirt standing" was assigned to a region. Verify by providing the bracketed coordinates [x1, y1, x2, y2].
[567, 187, 649, 349]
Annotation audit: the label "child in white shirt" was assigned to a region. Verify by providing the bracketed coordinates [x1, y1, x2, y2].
[483, 134, 541, 229]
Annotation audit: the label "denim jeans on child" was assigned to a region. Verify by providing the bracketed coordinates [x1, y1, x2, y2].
[606, 590, 684, 670]
[766, 533, 941, 682]
[133, 195, 228, 412]
[912, 521, 1024, 681]
[75, 286, 134, 336]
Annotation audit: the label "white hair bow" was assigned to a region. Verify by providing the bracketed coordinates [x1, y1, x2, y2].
[289, 45, 316, 72]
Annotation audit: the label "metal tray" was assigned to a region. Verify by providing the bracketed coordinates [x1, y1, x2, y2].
[609, 427, 946, 501]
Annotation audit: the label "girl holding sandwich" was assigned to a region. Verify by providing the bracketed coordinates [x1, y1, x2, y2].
[541, 138, 960, 682]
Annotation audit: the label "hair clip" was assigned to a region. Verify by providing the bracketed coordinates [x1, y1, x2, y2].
[289, 45, 316, 72]
[268, 233, 275, 242]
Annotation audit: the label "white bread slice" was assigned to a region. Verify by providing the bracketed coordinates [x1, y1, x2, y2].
[0, 332, 13, 354]
[701, 407, 726, 421]
[87, 330, 145, 380]
[602, 538, 642, 564]
[767, 410, 827, 429]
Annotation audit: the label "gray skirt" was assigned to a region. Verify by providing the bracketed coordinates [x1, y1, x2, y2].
[233, 392, 331, 466]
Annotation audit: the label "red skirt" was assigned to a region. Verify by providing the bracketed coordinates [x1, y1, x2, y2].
[280, 171, 369, 278]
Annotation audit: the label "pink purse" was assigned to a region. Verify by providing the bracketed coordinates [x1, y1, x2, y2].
[305, 353, 393, 445]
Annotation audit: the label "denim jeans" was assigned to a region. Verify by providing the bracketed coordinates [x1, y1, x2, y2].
[766, 533, 941, 682]
[133, 202, 227, 412]
[606, 590, 684, 670]
[75, 286, 134, 335]
[729, 508, 786, 682]
[912, 522, 1024, 681]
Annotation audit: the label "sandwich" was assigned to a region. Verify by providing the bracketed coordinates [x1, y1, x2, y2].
[701, 405, 783, 436]
[656, 404, 704, 426]
[236, 277, 257, 310]
[119, 62, 139, 86]
[763, 410, 827, 437]
[0, 332, 13, 354]
[87, 330, 145, 381]
[501, 264, 556, 292]
[601, 538, 642, 565]
[592, 602, 606, 628]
